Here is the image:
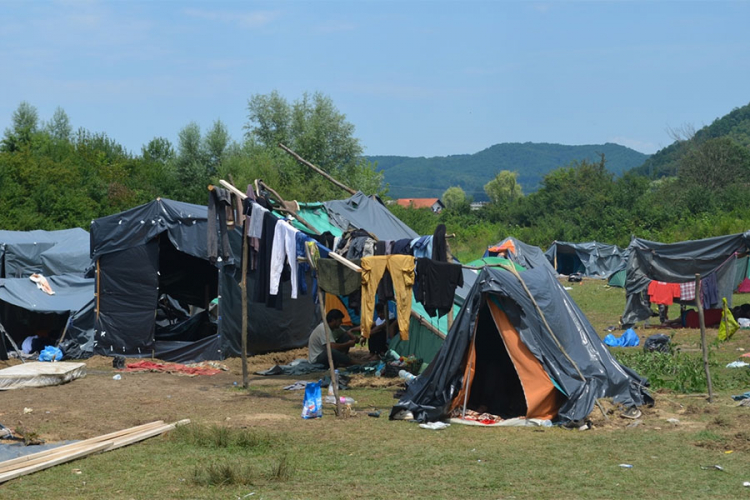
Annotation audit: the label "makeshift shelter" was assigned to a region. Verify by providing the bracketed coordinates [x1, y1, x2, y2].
[545, 241, 626, 279]
[391, 265, 652, 424]
[621, 232, 750, 328]
[0, 229, 95, 361]
[484, 237, 557, 276]
[0, 228, 91, 278]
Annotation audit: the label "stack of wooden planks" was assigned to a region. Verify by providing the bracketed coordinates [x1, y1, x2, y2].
[0, 419, 190, 483]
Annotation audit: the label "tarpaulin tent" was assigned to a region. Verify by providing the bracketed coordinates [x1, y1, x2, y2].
[0, 228, 91, 278]
[484, 237, 557, 276]
[545, 241, 626, 279]
[620, 232, 750, 328]
[0, 275, 95, 361]
[391, 266, 652, 424]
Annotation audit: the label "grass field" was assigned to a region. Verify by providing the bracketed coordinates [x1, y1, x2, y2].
[2, 279, 750, 499]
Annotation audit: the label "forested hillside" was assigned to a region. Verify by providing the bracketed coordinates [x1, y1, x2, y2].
[632, 101, 750, 179]
[370, 142, 649, 200]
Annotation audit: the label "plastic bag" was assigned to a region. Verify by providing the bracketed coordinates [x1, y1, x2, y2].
[718, 297, 739, 341]
[301, 381, 323, 419]
[643, 334, 671, 353]
[38, 345, 63, 362]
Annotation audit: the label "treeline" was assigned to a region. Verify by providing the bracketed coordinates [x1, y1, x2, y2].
[0, 93, 383, 230]
[392, 148, 750, 261]
[3, 95, 750, 263]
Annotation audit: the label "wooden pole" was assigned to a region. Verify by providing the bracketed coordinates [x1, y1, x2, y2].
[305, 244, 342, 417]
[55, 313, 72, 348]
[695, 274, 714, 403]
[240, 217, 249, 389]
[278, 143, 356, 195]
[0, 321, 24, 363]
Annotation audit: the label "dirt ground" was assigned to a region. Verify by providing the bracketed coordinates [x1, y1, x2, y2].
[0, 346, 745, 446]
[0, 346, 402, 443]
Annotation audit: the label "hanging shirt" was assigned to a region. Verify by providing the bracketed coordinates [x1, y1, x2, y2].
[415, 258, 464, 317]
[269, 220, 300, 298]
[647, 280, 680, 305]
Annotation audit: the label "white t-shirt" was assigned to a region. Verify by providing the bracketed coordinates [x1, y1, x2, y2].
[308, 323, 328, 362]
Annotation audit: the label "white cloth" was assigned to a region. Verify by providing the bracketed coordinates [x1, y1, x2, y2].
[248, 203, 268, 239]
[307, 323, 327, 362]
[21, 336, 38, 354]
[269, 220, 300, 298]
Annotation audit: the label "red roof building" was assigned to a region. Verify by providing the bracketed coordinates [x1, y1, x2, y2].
[395, 198, 445, 213]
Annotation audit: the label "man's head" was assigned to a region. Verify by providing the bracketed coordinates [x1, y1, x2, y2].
[375, 302, 386, 319]
[326, 309, 345, 329]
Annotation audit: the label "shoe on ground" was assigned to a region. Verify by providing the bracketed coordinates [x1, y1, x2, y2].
[620, 406, 642, 419]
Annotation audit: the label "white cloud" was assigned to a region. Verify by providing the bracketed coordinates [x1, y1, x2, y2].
[183, 8, 280, 28]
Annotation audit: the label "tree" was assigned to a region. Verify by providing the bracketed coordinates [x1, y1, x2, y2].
[678, 137, 750, 192]
[243, 91, 384, 200]
[442, 186, 466, 210]
[44, 107, 72, 142]
[171, 122, 208, 203]
[203, 119, 231, 176]
[2, 101, 39, 152]
[484, 170, 523, 204]
[142, 137, 175, 164]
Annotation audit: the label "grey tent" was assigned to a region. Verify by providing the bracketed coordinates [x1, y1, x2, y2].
[484, 237, 557, 276]
[0, 271, 95, 361]
[391, 265, 652, 424]
[620, 232, 750, 327]
[545, 241, 626, 279]
[0, 228, 91, 278]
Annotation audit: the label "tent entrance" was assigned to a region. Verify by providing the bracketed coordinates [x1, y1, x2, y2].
[452, 297, 561, 420]
[1, 303, 67, 356]
[555, 251, 585, 276]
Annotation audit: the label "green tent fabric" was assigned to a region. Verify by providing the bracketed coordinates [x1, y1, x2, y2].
[389, 298, 460, 364]
[464, 256, 525, 271]
[608, 269, 627, 288]
[292, 203, 343, 237]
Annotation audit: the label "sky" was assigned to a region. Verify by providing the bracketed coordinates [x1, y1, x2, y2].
[1, 0, 749, 158]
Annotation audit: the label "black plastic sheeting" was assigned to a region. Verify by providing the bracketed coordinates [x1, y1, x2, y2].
[323, 193, 418, 241]
[545, 241, 626, 279]
[391, 266, 652, 424]
[621, 232, 750, 327]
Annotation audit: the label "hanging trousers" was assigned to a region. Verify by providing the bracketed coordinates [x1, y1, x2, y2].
[360, 255, 415, 340]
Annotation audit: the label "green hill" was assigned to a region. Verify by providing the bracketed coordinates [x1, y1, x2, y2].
[631, 101, 750, 179]
[369, 142, 649, 201]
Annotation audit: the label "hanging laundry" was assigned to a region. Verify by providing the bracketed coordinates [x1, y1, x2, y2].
[701, 273, 719, 309]
[392, 238, 413, 255]
[647, 280, 680, 305]
[414, 258, 463, 317]
[360, 255, 415, 340]
[431, 224, 448, 262]
[410, 235, 432, 259]
[317, 258, 362, 296]
[680, 281, 696, 301]
[270, 220, 300, 298]
[253, 211, 282, 309]
[207, 187, 233, 264]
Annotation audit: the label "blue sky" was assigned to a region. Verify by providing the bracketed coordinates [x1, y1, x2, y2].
[1, 0, 749, 157]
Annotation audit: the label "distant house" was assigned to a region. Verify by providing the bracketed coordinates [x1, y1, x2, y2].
[395, 198, 445, 213]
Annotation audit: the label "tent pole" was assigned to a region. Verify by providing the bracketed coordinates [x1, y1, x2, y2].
[0, 320, 24, 363]
[278, 143, 356, 196]
[696, 273, 714, 403]
[240, 217, 250, 389]
[305, 243, 342, 417]
[55, 313, 72, 348]
[461, 319, 479, 419]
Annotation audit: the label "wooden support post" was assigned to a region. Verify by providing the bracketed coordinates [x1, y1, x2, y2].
[278, 143, 356, 195]
[0, 321, 24, 363]
[305, 244, 342, 417]
[240, 218, 249, 389]
[56, 313, 72, 348]
[695, 274, 714, 403]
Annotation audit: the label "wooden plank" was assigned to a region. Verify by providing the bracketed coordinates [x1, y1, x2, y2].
[0, 441, 112, 484]
[0, 421, 164, 471]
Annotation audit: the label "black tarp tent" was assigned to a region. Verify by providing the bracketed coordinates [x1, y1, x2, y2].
[545, 240, 626, 279]
[391, 266, 652, 424]
[620, 232, 750, 327]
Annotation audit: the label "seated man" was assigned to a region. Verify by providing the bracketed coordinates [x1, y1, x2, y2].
[364, 302, 398, 360]
[308, 309, 358, 368]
